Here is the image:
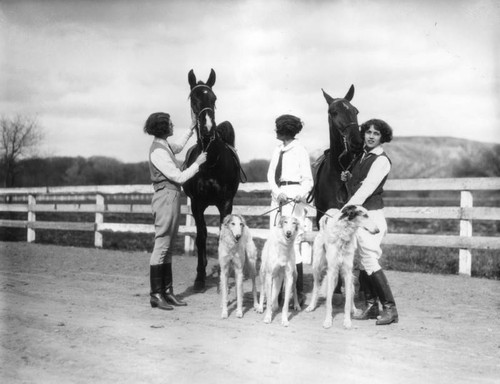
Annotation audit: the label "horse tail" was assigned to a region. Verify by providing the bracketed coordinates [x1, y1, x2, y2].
[216, 121, 235, 147]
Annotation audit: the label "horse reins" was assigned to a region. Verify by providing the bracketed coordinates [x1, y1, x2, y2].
[336, 122, 359, 204]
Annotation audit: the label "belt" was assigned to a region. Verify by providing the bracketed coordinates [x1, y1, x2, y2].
[279, 181, 300, 186]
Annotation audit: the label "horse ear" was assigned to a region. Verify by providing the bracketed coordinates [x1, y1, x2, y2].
[344, 84, 355, 101]
[188, 69, 197, 89]
[322, 88, 334, 105]
[206, 69, 216, 87]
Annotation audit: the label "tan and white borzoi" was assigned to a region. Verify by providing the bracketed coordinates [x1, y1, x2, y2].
[305, 205, 379, 329]
[257, 216, 300, 327]
[218, 214, 258, 319]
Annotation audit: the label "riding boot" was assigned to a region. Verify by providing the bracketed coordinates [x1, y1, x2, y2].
[370, 269, 398, 325]
[353, 269, 379, 320]
[295, 262, 305, 307]
[150, 265, 174, 310]
[162, 263, 187, 306]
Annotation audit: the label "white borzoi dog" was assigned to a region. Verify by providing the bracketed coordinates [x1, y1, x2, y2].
[218, 214, 258, 319]
[305, 205, 379, 329]
[257, 216, 300, 327]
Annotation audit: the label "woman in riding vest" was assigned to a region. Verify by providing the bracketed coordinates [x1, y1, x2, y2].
[144, 112, 207, 310]
[344, 118, 399, 325]
[267, 114, 313, 307]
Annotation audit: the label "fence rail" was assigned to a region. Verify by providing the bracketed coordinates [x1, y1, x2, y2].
[1, 178, 500, 276]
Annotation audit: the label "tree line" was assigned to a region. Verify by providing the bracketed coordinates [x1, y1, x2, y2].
[0, 156, 272, 187]
[1, 115, 499, 188]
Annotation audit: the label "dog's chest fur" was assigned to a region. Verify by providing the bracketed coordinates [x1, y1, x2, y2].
[219, 231, 247, 262]
[324, 220, 358, 260]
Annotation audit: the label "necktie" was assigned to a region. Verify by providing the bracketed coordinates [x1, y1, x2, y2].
[274, 150, 284, 185]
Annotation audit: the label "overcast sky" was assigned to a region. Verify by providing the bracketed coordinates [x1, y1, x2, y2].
[1, 0, 499, 163]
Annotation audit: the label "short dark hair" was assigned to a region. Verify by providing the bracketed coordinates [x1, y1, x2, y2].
[275, 114, 303, 138]
[360, 119, 393, 143]
[143, 112, 171, 137]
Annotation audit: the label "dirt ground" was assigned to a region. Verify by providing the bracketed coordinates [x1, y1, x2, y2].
[1, 241, 499, 384]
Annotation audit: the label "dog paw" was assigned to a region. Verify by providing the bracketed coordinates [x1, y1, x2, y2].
[343, 319, 352, 329]
[323, 318, 333, 329]
[305, 305, 315, 313]
[221, 310, 228, 319]
[256, 306, 264, 314]
[264, 314, 272, 324]
[281, 318, 290, 327]
[236, 309, 243, 318]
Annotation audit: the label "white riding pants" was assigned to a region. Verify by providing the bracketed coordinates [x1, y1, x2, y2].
[355, 209, 387, 275]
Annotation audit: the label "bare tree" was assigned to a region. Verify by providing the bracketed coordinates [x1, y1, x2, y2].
[0, 115, 44, 187]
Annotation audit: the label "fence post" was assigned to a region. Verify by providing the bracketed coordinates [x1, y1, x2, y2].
[458, 190, 472, 276]
[27, 194, 36, 243]
[95, 193, 104, 248]
[184, 197, 195, 254]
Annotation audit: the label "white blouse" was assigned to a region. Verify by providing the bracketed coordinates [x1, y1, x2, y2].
[150, 129, 199, 185]
[267, 139, 313, 201]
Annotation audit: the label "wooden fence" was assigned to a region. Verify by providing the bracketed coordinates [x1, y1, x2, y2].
[1, 177, 500, 276]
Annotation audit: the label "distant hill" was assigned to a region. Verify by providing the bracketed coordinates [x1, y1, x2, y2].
[311, 136, 500, 179]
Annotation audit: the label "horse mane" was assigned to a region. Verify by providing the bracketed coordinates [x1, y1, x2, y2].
[216, 121, 235, 147]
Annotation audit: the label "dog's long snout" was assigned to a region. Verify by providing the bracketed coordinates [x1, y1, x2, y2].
[234, 234, 241, 241]
[285, 230, 292, 238]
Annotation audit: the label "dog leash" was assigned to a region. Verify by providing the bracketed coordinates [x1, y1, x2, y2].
[258, 199, 293, 217]
[300, 201, 338, 220]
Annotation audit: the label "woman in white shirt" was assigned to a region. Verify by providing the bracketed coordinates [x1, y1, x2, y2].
[344, 118, 398, 325]
[145, 112, 207, 311]
[267, 114, 313, 306]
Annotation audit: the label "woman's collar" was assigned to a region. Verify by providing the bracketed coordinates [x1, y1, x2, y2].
[364, 145, 383, 155]
[280, 138, 298, 151]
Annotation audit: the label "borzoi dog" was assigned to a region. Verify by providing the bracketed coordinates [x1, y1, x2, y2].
[257, 216, 300, 327]
[305, 206, 379, 329]
[218, 214, 258, 319]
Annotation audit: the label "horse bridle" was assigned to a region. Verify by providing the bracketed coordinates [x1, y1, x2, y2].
[190, 83, 216, 152]
[335, 121, 360, 204]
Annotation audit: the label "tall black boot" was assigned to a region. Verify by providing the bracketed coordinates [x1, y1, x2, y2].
[150, 265, 173, 310]
[296, 262, 305, 307]
[162, 263, 187, 306]
[370, 269, 398, 325]
[353, 269, 379, 320]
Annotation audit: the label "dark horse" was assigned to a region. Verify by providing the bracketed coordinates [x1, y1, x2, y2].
[183, 69, 241, 292]
[310, 85, 364, 226]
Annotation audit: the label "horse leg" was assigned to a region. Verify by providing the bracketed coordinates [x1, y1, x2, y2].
[217, 199, 233, 225]
[192, 201, 208, 292]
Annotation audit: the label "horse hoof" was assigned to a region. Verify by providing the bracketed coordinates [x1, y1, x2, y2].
[193, 280, 205, 293]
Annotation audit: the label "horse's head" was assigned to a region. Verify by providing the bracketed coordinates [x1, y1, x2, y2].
[322, 85, 363, 154]
[188, 69, 217, 140]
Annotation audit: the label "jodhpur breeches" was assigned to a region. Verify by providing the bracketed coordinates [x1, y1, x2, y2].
[150, 187, 181, 265]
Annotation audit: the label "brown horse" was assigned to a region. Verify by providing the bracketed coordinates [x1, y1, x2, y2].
[183, 69, 242, 292]
[310, 85, 364, 227]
